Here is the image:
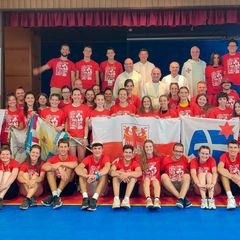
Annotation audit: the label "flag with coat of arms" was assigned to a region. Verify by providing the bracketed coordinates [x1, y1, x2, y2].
[92, 116, 181, 161]
[181, 116, 239, 162]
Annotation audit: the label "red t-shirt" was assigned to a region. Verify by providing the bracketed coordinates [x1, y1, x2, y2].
[0, 109, 24, 144]
[169, 98, 179, 110]
[162, 155, 189, 181]
[0, 159, 19, 172]
[75, 59, 99, 89]
[90, 109, 110, 117]
[138, 111, 159, 117]
[40, 108, 66, 127]
[20, 161, 45, 177]
[58, 100, 71, 109]
[17, 103, 24, 111]
[222, 53, 240, 86]
[205, 65, 223, 95]
[116, 95, 141, 110]
[47, 154, 77, 177]
[64, 104, 90, 137]
[47, 58, 75, 88]
[47, 154, 78, 164]
[100, 60, 123, 91]
[176, 104, 193, 117]
[191, 105, 209, 118]
[114, 158, 140, 172]
[220, 152, 240, 175]
[190, 157, 216, 174]
[207, 107, 233, 119]
[142, 156, 161, 180]
[82, 155, 110, 174]
[110, 104, 136, 115]
[159, 109, 178, 118]
[226, 90, 239, 109]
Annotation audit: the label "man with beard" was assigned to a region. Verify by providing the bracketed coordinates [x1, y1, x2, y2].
[33, 44, 76, 95]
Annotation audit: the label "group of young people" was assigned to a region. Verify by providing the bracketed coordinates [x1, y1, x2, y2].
[0, 38, 240, 211]
[1, 138, 240, 212]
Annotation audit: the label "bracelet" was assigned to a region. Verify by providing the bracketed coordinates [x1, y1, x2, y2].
[96, 172, 100, 181]
[84, 136, 88, 139]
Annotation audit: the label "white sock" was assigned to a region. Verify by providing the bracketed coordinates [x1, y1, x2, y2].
[52, 191, 58, 197]
[227, 191, 233, 198]
[93, 193, 99, 200]
[57, 188, 62, 197]
[82, 192, 88, 198]
[124, 196, 130, 200]
[114, 196, 119, 200]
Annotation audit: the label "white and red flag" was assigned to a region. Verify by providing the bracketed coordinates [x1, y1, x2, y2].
[92, 116, 181, 161]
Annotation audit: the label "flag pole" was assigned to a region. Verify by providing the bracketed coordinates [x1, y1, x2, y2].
[70, 136, 93, 153]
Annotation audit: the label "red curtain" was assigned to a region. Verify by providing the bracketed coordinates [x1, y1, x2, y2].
[4, 9, 240, 27]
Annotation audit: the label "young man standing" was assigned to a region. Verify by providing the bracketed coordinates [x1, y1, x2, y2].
[75, 142, 111, 211]
[42, 138, 78, 209]
[33, 44, 75, 95]
[218, 139, 240, 209]
[75, 46, 99, 92]
[100, 48, 123, 91]
[161, 143, 192, 208]
[222, 39, 240, 94]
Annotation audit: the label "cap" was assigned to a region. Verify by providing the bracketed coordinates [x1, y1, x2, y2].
[221, 78, 232, 85]
[91, 141, 103, 148]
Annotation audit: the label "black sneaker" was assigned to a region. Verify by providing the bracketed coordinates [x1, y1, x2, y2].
[20, 197, 31, 210]
[41, 196, 53, 206]
[184, 198, 192, 208]
[88, 198, 97, 211]
[0, 198, 3, 209]
[176, 198, 185, 208]
[81, 198, 89, 210]
[52, 196, 62, 209]
[30, 197, 37, 207]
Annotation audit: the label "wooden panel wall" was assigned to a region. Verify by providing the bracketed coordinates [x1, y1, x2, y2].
[0, 0, 239, 10]
[4, 27, 41, 95]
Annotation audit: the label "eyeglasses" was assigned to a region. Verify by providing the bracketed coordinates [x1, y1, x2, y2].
[174, 150, 184, 153]
[62, 91, 71, 94]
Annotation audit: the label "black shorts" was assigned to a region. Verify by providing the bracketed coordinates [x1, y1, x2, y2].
[4, 181, 19, 200]
[45, 178, 77, 197]
[119, 181, 139, 198]
[220, 180, 240, 196]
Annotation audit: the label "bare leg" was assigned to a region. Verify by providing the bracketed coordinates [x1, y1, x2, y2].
[179, 174, 191, 199]
[112, 177, 121, 197]
[0, 172, 12, 199]
[152, 178, 161, 199]
[125, 178, 137, 198]
[198, 173, 207, 199]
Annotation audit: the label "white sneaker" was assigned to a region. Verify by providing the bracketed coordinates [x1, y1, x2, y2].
[227, 197, 236, 210]
[153, 198, 161, 209]
[146, 198, 153, 209]
[112, 197, 120, 209]
[208, 198, 216, 210]
[201, 198, 208, 209]
[121, 198, 131, 209]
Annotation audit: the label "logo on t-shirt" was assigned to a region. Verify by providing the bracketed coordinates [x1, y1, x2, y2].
[56, 61, 69, 77]
[169, 165, 184, 181]
[227, 58, 240, 74]
[81, 65, 93, 80]
[229, 164, 240, 175]
[144, 162, 157, 180]
[211, 70, 222, 86]
[69, 110, 83, 129]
